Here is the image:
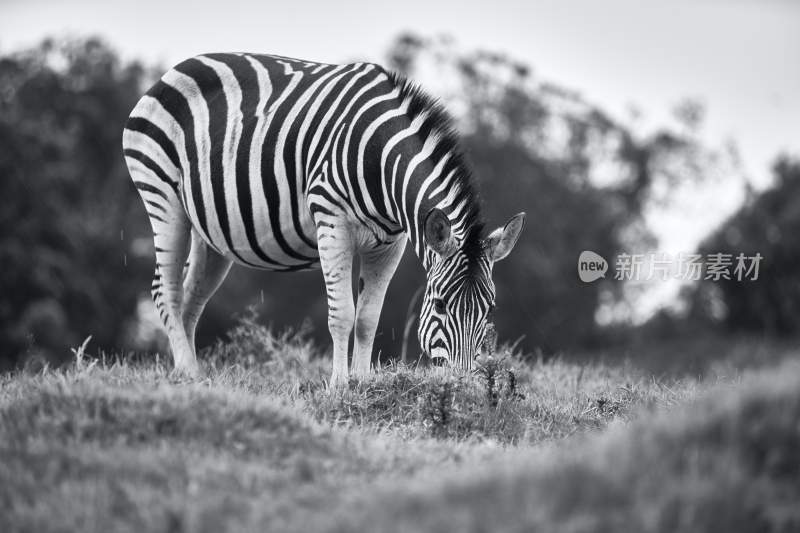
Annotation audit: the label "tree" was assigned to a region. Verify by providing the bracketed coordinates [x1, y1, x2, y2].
[688, 156, 800, 335]
[0, 38, 152, 369]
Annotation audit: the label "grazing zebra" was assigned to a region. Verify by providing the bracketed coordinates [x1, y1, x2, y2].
[123, 53, 525, 386]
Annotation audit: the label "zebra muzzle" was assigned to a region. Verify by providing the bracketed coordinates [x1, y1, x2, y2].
[429, 340, 450, 366]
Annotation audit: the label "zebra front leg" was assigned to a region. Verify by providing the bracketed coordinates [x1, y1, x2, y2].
[352, 239, 406, 377]
[317, 223, 356, 389]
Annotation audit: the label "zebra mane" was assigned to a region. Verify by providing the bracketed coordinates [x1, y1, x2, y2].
[385, 70, 486, 262]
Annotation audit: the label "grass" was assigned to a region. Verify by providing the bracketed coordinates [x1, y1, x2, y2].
[321, 358, 800, 533]
[0, 319, 796, 532]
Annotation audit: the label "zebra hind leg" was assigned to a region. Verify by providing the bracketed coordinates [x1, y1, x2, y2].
[137, 184, 199, 377]
[181, 229, 233, 352]
[151, 223, 199, 376]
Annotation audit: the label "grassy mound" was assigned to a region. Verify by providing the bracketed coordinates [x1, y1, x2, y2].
[0, 373, 355, 532]
[205, 318, 693, 443]
[321, 360, 800, 533]
[302, 356, 684, 444]
[0, 322, 790, 532]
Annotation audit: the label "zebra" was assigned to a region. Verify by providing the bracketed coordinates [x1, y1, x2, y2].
[123, 53, 525, 386]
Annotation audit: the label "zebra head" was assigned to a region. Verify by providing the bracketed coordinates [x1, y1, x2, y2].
[418, 208, 526, 369]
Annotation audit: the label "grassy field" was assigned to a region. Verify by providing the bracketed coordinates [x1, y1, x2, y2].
[1, 320, 798, 532]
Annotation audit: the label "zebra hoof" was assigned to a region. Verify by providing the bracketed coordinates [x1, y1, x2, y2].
[169, 364, 204, 382]
[328, 372, 349, 391]
[350, 366, 372, 380]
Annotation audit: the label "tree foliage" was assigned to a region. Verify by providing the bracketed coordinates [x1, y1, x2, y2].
[0, 38, 152, 368]
[688, 156, 800, 334]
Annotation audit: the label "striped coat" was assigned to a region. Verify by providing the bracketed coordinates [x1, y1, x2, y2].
[123, 53, 524, 385]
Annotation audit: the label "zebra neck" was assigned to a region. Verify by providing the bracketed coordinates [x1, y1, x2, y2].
[370, 97, 481, 272]
[379, 148, 481, 270]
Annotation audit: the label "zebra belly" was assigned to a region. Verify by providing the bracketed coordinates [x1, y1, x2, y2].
[182, 166, 321, 272]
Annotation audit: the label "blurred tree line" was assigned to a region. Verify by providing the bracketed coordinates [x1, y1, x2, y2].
[684, 156, 800, 335]
[0, 38, 151, 370]
[0, 34, 791, 370]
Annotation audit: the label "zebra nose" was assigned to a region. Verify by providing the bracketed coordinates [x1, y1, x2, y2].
[430, 355, 449, 367]
[429, 344, 450, 366]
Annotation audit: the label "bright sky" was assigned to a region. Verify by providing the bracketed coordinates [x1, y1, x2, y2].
[2, 0, 798, 314]
[2, 0, 797, 186]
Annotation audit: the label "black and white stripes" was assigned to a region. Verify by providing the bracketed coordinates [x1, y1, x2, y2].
[123, 52, 524, 383]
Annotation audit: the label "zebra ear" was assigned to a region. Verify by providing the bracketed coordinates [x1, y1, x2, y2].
[485, 212, 526, 262]
[424, 208, 456, 257]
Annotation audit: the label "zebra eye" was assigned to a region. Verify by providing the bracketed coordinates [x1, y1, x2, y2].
[433, 298, 446, 314]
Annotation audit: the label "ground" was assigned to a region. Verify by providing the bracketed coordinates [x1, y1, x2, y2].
[1, 319, 799, 532]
